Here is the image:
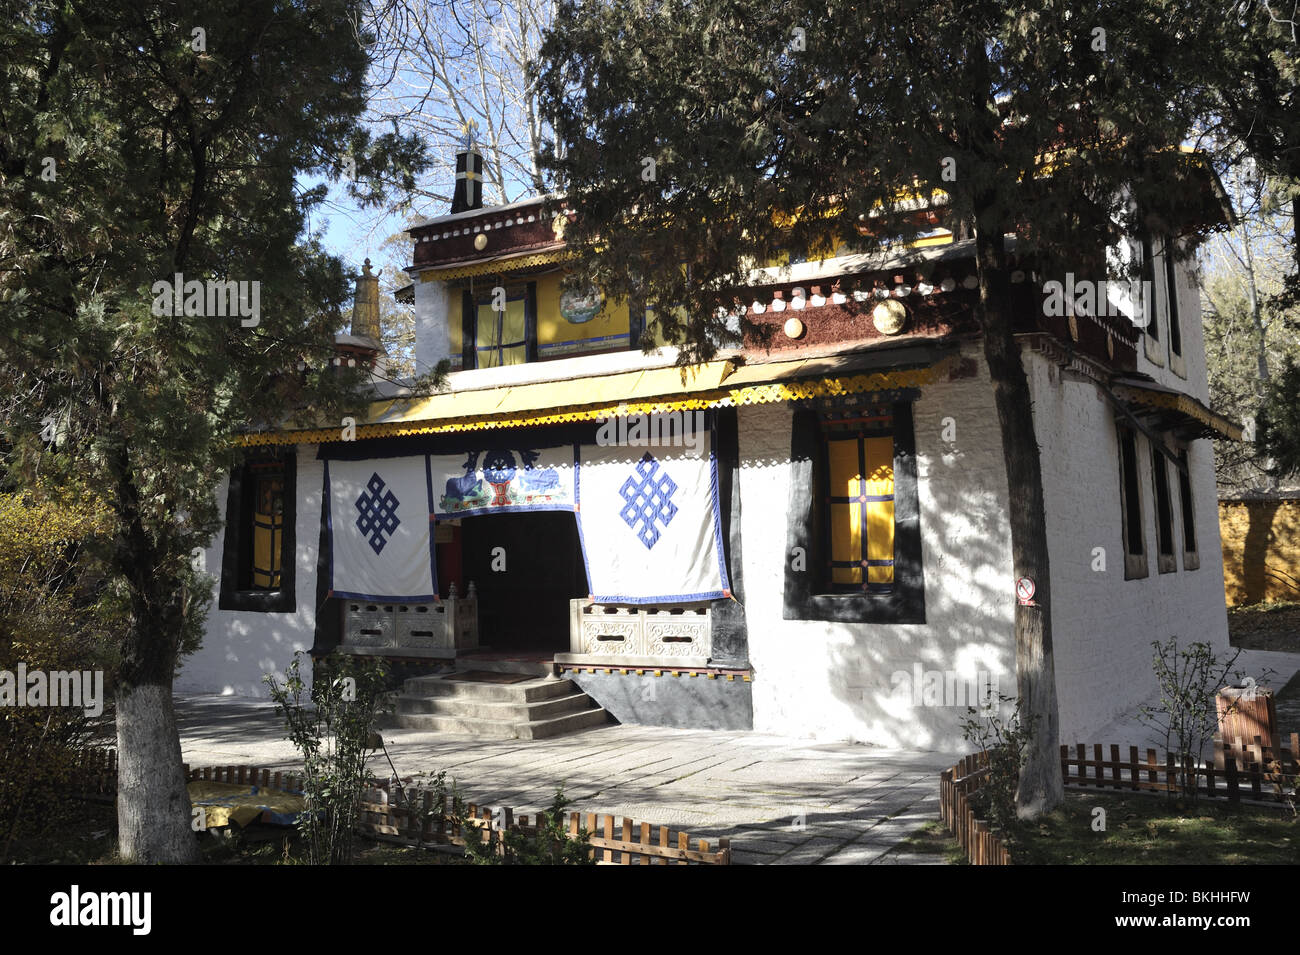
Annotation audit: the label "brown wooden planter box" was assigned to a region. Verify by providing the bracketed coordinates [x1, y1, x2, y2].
[1216, 685, 1277, 750]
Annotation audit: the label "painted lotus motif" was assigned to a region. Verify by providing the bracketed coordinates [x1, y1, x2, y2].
[559, 285, 604, 324]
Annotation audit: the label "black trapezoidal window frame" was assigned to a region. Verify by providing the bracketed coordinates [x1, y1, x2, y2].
[1116, 423, 1148, 581]
[460, 280, 538, 369]
[219, 449, 297, 613]
[783, 402, 925, 623]
[1176, 447, 1200, 571]
[1151, 442, 1178, 574]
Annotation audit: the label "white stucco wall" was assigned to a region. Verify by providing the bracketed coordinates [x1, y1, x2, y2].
[176, 447, 322, 697]
[413, 276, 452, 376]
[1028, 351, 1230, 743]
[739, 347, 1018, 751]
[740, 336, 1230, 752]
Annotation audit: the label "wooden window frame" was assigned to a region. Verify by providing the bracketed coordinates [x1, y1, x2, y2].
[1176, 447, 1199, 571]
[1163, 237, 1186, 378]
[821, 415, 896, 593]
[219, 450, 297, 613]
[783, 402, 925, 623]
[1139, 233, 1165, 368]
[460, 281, 538, 368]
[1151, 443, 1178, 574]
[1117, 424, 1148, 580]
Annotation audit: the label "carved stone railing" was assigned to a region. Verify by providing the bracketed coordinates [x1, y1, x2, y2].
[342, 583, 479, 655]
[560, 599, 711, 667]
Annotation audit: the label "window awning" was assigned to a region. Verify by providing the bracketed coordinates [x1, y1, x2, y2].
[1110, 379, 1243, 442]
[238, 344, 960, 447]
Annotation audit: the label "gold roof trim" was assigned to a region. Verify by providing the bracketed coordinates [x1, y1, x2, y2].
[238, 352, 958, 447]
[1111, 382, 1243, 441]
[417, 247, 574, 282]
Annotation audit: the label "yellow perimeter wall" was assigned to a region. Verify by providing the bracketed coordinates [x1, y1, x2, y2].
[1219, 500, 1300, 606]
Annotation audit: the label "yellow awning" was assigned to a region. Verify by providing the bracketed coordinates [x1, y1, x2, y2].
[1111, 381, 1243, 441]
[418, 246, 573, 282]
[239, 347, 959, 446]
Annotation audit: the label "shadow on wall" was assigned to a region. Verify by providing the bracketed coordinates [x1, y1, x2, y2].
[809, 436, 1012, 752]
[176, 610, 317, 698]
[1222, 500, 1300, 605]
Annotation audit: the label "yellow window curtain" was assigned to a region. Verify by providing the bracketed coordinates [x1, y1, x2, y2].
[476, 297, 527, 367]
[824, 414, 895, 591]
[251, 473, 284, 589]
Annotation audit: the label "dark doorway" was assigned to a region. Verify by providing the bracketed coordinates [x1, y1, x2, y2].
[458, 511, 588, 652]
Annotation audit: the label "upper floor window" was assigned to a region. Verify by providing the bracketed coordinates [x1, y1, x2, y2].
[1164, 239, 1183, 360]
[1140, 232, 1159, 344]
[474, 287, 528, 367]
[461, 283, 536, 368]
[1137, 231, 1185, 374]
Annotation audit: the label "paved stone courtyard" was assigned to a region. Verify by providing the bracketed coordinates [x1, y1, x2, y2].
[176, 695, 957, 865]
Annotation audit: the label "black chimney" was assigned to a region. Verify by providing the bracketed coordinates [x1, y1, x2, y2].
[451, 121, 484, 214]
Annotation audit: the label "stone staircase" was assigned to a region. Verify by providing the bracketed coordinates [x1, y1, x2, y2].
[391, 658, 610, 740]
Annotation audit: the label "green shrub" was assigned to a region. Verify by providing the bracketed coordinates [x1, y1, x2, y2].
[265, 652, 390, 864]
[959, 692, 1037, 836]
[458, 787, 594, 865]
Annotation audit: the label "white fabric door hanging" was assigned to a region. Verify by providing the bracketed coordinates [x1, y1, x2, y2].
[326, 455, 437, 602]
[575, 431, 730, 603]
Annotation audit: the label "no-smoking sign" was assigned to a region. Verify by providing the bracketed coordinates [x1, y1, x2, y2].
[1016, 576, 1036, 606]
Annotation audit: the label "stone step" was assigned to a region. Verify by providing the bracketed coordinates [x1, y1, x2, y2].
[395, 690, 595, 722]
[392, 706, 611, 740]
[403, 675, 575, 702]
[448, 657, 558, 679]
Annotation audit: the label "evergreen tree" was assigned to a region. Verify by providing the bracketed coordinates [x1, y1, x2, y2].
[0, 0, 426, 862]
[536, 0, 1227, 816]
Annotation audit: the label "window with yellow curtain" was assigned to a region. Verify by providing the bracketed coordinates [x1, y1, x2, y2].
[475, 295, 528, 367]
[250, 470, 284, 590]
[823, 410, 895, 593]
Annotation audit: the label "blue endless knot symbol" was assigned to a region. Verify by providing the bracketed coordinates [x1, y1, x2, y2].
[618, 453, 678, 550]
[355, 472, 401, 555]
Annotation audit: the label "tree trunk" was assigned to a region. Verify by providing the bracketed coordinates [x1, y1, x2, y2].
[974, 215, 1064, 819]
[107, 436, 200, 864]
[116, 682, 200, 863]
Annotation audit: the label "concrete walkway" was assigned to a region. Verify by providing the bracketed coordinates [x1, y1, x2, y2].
[175, 695, 957, 865]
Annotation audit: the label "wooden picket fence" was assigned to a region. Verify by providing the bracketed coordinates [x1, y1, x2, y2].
[185, 764, 307, 793]
[71, 754, 730, 864]
[358, 784, 731, 865]
[75, 747, 118, 795]
[938, 751, 1012, 866]
[1061, 734, 1300, 805]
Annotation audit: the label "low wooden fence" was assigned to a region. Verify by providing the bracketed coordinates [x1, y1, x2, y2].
[358, 785, 730, 865]
[1061, 734, 1299, 805]
[938, 751, 1012, 866]
[185, 764, 307, 793]
[76, 746, 118, 795]
[72, 752, 730, 865]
